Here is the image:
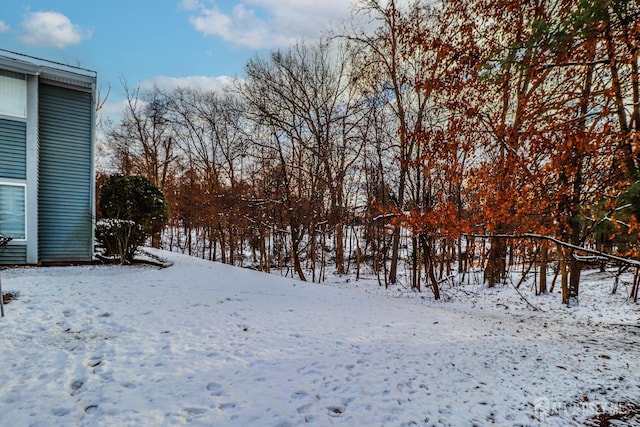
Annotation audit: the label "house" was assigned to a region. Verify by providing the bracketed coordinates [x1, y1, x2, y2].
[0, 52, 96, 265]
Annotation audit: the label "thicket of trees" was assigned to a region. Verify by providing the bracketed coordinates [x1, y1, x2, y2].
[101, 0, 640, 305]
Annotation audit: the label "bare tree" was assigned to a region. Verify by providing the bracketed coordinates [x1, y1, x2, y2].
[346, 0, 441, 286]
[102, 83, 177, 190]
[240, 39, 366, 280]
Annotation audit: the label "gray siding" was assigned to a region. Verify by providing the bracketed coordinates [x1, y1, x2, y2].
[0, 119, 26, 179]
[0, 245, 26, 265]
[38, 83, 93, 262]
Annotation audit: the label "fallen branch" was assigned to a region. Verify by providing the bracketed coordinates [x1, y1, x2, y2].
[507, 274, 542, 311]
[465, 233, 640, 268]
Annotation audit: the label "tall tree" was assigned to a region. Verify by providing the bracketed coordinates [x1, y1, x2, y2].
[103, 84, 176, 190]
[348, 0, 440, 285]
[240, 40, 365, 279]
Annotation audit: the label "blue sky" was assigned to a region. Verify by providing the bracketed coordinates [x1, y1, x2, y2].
[0, 0, 353, 121]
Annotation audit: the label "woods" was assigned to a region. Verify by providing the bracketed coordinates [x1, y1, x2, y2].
[100, 0, 640, 305]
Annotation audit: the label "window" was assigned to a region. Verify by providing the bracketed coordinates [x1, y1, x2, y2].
[0, 70, 27, 118]
[0, 184, 26, 239]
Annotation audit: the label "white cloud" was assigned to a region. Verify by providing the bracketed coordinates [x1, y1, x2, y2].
[0, 20, 10, 33]
[178, 0, 203, 11]
[186, 0, 352, 49]
[139, 75, 237, 93]
[20, 11, 92, 49]
[98, 76, 237, 127]
[99, 99, 131, 123]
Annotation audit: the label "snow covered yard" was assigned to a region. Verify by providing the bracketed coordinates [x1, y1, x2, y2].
[0, 251, 639, 426]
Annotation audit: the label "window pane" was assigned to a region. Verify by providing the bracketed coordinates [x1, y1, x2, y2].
[0, 185, 25, 239]
[0, 70, 27, 118]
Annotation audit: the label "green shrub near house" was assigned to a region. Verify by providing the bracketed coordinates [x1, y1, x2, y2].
[96, 175, 168, 263]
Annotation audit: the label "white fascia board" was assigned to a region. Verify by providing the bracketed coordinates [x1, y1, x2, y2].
[0, 56, 39, 75]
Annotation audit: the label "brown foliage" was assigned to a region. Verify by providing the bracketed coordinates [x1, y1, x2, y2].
[99, 0, 640, 302]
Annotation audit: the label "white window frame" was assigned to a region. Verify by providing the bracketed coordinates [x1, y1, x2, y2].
[0, 70, 27, 120]
[0, 180, 27, 242]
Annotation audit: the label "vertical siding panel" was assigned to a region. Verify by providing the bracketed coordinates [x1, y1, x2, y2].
[38, 83, 93, 262]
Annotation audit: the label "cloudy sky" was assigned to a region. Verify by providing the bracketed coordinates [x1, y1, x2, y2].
[0, 0, 355, 120]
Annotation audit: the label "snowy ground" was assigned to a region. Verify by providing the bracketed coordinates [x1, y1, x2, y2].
[0, 250, 639, 426]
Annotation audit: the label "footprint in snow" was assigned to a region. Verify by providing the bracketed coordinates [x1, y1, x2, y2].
[69, 379, 84, 396]
[290, 391, 310, 400]
[185, 407, 208, 420]
[327, 405, 346, 417]
[87, 354, 103, 368]
[206, 382, 225, 396]
[52, 407, 72, 417]
[218, 402, 237, 410]
[297, 403, 312, 415]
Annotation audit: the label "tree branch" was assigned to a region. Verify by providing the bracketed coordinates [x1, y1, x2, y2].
[466, 233, 640, 268]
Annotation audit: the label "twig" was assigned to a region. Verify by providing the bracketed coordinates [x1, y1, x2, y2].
[507, 275, 542, 312]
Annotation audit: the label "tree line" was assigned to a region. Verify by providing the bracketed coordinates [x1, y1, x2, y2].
[101, 0, 640, 305]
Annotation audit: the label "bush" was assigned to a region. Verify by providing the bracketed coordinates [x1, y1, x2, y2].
[95, 218, 141, 264]
[97, 175, 168, 263]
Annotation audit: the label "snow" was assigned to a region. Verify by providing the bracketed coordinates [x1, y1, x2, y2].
[0, 250, 639, 426]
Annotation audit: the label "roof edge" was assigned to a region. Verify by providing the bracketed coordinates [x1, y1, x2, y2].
[0, 50, 96, 89]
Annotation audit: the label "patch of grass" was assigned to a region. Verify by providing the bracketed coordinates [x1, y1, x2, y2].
[2, 292, 18, 305]
[590, 401, 640, 427]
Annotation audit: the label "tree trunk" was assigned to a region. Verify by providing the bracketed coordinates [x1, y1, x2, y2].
[291, 228, 307, 282]
[568, 256, 581, 304]
[335, 221, 346, 275]
[151, 232, 161, 249]
[412, 236, 419, 291]
[559, 246, 569, 305]
[354, 225, 362, 281]
[485, 237, 506, 287]
[389, 169, 407, 284]
[632, 269, 640, 302]
[420, 235, 440, 300]
[539, 244, 548, 294]
[389, 225, 401, 285]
